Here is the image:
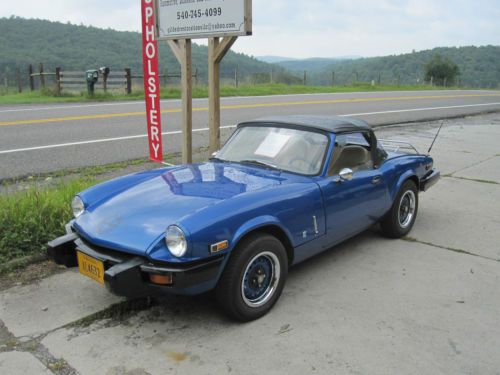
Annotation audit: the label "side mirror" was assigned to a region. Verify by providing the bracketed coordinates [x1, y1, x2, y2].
[339, 168, 353, 182]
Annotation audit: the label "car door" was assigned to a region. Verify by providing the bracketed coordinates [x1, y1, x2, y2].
[317, 132, 390, 245]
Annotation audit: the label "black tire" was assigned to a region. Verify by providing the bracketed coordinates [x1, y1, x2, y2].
[380, 180, 419, 238]
[215, 233, 288, 322]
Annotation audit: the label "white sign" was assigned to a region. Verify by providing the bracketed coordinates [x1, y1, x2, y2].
[156, 0, 252, 40]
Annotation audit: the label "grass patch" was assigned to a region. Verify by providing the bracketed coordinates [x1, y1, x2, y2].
[0, 83, 458, 104]
[0, 178, 96, 264]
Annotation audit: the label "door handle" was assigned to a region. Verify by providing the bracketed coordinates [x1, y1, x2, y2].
[372, 176, 382, 184]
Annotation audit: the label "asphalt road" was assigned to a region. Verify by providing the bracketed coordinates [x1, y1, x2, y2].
[1, 89, 499, 180]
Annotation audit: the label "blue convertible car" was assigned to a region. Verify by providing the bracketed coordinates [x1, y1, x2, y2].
[49, 115, 439, 321]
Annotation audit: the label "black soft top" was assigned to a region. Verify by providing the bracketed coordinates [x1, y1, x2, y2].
[238, 115, 371, 134]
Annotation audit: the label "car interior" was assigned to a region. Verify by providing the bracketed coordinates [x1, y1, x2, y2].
[327, 133, 374, 176]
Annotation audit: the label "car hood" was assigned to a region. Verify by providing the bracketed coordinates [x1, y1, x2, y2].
[74, 162, 290, 256]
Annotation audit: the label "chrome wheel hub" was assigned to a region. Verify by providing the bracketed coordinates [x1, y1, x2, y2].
[399, 190, 416, 228]
[241, 252, 280, 308]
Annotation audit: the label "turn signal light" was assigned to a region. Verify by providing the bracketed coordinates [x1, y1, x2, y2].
[149, 274, 173, 285]
[210, 240, 229, 253]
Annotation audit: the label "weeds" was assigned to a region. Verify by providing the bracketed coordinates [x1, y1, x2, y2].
[0, 178, 96, 263]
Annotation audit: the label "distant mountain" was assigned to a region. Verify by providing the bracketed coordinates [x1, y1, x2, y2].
[257, 56, 363, 71]
[276, 57, 360, 73]
[256, 56, 298, 64]
[276, 47, 500, 88]
[0, 16, 297, 86]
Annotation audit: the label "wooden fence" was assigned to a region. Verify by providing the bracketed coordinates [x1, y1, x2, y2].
[23, 64, 199, 95]
[57, 68, 132, 94]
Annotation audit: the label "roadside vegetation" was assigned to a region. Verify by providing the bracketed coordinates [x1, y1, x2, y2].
[0, 178, 96, 266]
[0, 82, 451, 104]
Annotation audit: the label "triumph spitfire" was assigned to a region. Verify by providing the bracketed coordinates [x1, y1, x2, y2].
[48, 115, 439, 321]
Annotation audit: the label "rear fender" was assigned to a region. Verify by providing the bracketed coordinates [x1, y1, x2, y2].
[391, 170, 418, 201]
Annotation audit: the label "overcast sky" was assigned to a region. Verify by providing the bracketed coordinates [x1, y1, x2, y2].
[1, 0, 498, 58]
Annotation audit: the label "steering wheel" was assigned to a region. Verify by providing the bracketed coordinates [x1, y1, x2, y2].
[289, 157, 315, 173]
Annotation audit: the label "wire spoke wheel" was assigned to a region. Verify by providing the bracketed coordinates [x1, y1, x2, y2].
[215, 233, 288, 321]
[381, 180, 418, 238]
[241, 252, 280, 308]
[398, 190, 416, 228]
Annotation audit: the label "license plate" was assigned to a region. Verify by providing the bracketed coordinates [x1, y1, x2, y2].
[77, 251, 104, 285]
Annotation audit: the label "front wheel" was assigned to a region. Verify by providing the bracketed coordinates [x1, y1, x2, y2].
[380, 180, 419, 238]
[215, 233, 288, 322]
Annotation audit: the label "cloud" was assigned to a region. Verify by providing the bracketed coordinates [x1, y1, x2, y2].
[1, 0, 498, 58]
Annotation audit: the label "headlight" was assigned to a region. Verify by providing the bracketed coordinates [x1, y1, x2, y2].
[166, 225, 187, 257]
[71, 196, 85, 218]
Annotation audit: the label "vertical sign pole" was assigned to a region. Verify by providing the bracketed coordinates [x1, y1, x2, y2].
[167, 39, 193, 164]
[142, 0, 163, 163]
[208, 36, 238, 155]
[208, 37, 221, 154]
[181, 40, 193, 164]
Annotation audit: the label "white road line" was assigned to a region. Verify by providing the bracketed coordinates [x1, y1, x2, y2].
[0, 126, 237, 155]
[340, 102, 500, 117]
[1, 102, 499, 155]
[0, 90, 488, 113]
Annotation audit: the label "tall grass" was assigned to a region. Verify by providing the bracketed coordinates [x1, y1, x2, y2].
[0, 178, 96, 263]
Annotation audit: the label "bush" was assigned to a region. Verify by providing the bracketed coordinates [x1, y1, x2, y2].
[0, 178, 96, 263]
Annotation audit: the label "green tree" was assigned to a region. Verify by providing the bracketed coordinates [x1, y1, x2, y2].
[424, 54, 460, 86]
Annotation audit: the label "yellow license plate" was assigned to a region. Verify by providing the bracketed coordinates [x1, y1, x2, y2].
[77, 251, 104, 285]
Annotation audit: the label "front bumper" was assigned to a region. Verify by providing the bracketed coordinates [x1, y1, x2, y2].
[47, 227, 225, 298]
[420, 168, 440, 192]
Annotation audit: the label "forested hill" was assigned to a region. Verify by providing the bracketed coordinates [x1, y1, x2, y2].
[0, 16, 292, 85]
[275, 46, 500, 88]
[1, 17, 498, 89]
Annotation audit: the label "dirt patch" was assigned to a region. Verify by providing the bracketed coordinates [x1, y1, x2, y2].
[0, 260, 65, 291]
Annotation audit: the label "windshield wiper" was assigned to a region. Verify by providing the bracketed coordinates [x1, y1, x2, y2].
[209, 157, 228, 163]
[239, 159, 281, 171]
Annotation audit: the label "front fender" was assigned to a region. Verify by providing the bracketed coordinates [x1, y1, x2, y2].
[231, 215, 294, 252]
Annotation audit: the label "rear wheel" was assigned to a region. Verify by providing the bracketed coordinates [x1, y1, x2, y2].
[380, 180, 419, 238]
[215, 233, 288, 322]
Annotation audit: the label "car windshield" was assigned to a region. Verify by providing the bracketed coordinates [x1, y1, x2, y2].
[215, 125, 329, 175]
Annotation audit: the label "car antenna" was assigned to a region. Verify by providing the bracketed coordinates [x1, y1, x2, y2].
[427, 121, 444, 155]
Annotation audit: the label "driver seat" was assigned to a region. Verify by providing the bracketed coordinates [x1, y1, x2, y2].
[329, 145, 370, 175]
